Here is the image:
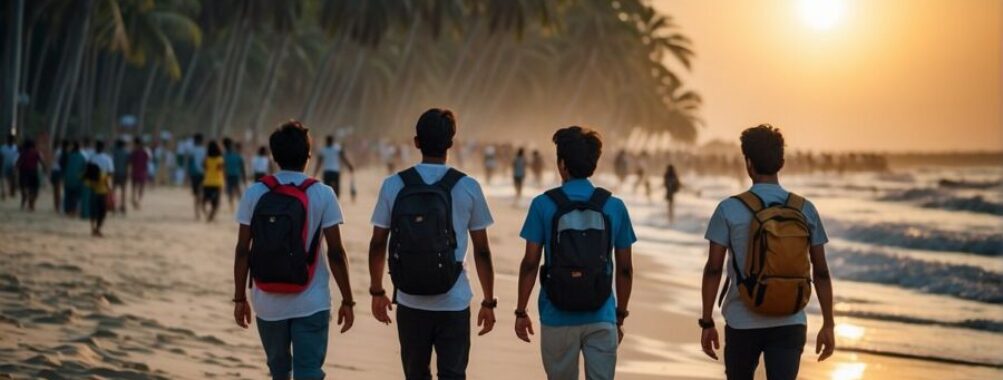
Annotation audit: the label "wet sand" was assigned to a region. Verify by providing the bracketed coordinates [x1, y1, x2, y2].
[0, 168, 998, 379]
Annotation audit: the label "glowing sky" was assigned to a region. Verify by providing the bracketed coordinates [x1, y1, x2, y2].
[654, 0, 1002, 152]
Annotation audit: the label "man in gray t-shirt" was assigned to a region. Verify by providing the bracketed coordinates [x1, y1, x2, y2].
[699, 124, 836, 380]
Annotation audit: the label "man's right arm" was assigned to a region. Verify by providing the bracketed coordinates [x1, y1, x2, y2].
[233, 224, 252, 328]
[514, 241, 543, 342]
[368, 226, 393, 324]
[700, 242, 727, 360]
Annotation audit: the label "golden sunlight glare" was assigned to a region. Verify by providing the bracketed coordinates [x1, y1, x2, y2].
[797, 0, 846, 30]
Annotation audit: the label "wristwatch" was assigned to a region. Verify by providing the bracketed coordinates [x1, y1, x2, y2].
[369, 288, 387, 297]
[481, 298, 498, 309]
[698, 318, 715, 329]
[514, 309, 528, 318]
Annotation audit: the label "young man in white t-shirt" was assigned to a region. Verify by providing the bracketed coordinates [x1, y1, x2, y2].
[368, 109, 497, 379]
[312, 135, 354, 197]
[232, 121, 355, 380]
[699, 124, 835, 380]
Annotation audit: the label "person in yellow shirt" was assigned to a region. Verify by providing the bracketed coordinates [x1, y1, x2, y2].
[84, 141, 113, 237]
[202, 141, 226, 222]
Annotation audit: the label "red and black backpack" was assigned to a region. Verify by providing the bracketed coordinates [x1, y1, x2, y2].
[249, 175, 321, 293]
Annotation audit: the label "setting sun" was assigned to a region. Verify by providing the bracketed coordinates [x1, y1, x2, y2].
[798, 0, 846, 30]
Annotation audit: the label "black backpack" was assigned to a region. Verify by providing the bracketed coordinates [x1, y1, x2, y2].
[541, 187, 614, 311]
[388, 167, 466, 295]
[249, 175, 321, 293]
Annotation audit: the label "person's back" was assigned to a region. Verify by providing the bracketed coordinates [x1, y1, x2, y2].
[515, 126, 637, 380]
[224, 150, 244, 178]
[232, 121, 354, 380]
[699, 124, 835, 380]
[367, 109, 496, 380]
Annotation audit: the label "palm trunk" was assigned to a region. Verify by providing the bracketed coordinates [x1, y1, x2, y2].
[137, 63, 158, 134]
[153, 82, 175, 138]
[251, 34, 291, 140]
[390, 17, 423, 129]
[173, 49, 200, 107]
[219, 30, 255, 137]
[27, 30, 52, 126]
[330, 49, 367, 128]
[48, 0, 94, 140]
[107, 54, 128, 134]
[301, 33, 347, 124]
[9, 0, 25, 136]
[444, 17, 482, 94]
[560, 48, 598, 123]
[211, 17, 245, 134]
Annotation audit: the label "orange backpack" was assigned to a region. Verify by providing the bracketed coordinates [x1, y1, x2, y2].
[720, 191, 813, 316]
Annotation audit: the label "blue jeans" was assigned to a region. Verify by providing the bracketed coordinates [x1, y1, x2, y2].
[257, 310, 330, 380]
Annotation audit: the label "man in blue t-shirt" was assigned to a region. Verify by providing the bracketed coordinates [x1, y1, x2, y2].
[515, 126, 637, 380]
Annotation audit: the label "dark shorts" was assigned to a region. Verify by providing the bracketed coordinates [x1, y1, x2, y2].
[513, 175, 525, 187]
[322, 170, 341, 196]
[202, 186, 220, 206]
[225, 175, 241, 195]
[64, 185, 83, 213]
[113, 174, 128, 186]
[190, 174, 204, 195]
[19, 170, 40, 194]
[725, 324, 807, 380]
[50, 170, 62, 186]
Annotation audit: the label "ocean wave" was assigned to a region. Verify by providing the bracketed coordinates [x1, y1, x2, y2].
[880, 188, 1003, 216]
[829, 248, 1003, 304]
[829, 221, 1003, 256]
[938, 179, 1002, 190]
[835, 309, 1003, 333]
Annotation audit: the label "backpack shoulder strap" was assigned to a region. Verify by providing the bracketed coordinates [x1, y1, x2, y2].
[588, 187, 612, 210]
[298, 178, 318, 192]
[259, 175, 279, 190]
[544, 188, 572, 210]
[785, 192, 806, 210]
[731, 191, 765, 213]
[398, 167, 424, 187]
[435, 168, 466, 191]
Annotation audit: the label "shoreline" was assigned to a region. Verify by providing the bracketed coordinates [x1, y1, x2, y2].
[0, 168, 1001, 379]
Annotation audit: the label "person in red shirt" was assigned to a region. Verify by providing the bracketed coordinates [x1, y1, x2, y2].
[129, 137, 151, 209]
[16, 139, 46, 211]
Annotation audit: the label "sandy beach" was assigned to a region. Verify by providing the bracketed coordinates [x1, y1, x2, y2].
[1, 168, 1000, 380]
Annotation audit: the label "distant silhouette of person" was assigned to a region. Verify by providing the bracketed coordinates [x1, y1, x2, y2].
[512, 147, 527, 203]
[614, 149, 629, 189]
[530, 149, 544, 187]
[483, 145, 497, 185]
[664, 164, 681, 223]
[634, 151, 652, 201]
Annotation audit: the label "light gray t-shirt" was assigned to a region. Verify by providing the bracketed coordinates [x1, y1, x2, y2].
[319, 144, 343, 172]
[704, 183, 828, 330]
[236, 170, 344, 321]
[371, 163, 494, 311]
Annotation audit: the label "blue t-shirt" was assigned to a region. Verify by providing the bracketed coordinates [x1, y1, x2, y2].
[224, 151, 244, 177]
[704, 183, 829, 329]
[520, 178, 637, 326]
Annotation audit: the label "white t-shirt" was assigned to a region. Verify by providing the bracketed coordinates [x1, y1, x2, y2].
[370, 163, 494, 311]
[236, 170, 344, 321]
[90, 152, 115, 174]
[319, 144, 343, 172]
[251, 156, 270, 174]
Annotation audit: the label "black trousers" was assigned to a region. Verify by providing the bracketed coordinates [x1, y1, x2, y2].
[725, 324, 807, 380]
[322, 170, 341, 197]
[396, 305, 470, 380]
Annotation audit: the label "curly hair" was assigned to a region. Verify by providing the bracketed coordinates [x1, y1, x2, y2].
[552, 126, 603, 179]
[740, 124, 785, 175]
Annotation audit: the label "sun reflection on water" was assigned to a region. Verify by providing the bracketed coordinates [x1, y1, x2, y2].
[830, 361, 867, 380]
[835, 323, 866, 341]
